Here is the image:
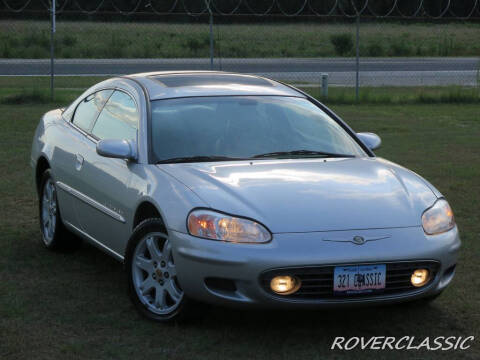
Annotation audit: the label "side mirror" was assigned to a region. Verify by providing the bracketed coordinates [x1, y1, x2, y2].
[96, 139, 136, 160]
[356, 132, 382, 151]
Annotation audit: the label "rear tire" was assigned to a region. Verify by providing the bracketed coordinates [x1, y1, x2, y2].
[126, 219, 196, 322]
[38, 169, 76, 250]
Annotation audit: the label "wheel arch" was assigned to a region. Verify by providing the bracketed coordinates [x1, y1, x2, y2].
[132, 200, 165, 230]
[35, 156, 50, 195]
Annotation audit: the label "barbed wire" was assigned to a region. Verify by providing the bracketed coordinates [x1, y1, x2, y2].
[2, 0, 32, 12]
[211, 0, 242, 16]
[147, 0, 178, 14]
[74, 0, 106, 14]
[110, 0, 143, 15]
[180, 0, 207, 16]
[1, 0, 480, 19]
[308, 1, 339, 16]
[366, 0, 397, 18]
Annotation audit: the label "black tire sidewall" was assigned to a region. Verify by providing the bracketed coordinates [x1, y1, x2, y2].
[125, 219, 188, 322]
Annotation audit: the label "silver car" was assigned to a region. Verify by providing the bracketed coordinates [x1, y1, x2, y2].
[31, 72, 460, 322]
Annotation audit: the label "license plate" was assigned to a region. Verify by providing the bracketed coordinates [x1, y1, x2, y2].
[333, 264, 386, 294]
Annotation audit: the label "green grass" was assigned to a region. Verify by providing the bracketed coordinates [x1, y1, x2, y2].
[0, 76, 108, 90]
[0, 77, 104, 105]
[1, 76, 479, 106]
[304, 86, 480, 104]
[1, 20, 480, 58]
[0, 85, 479, 359]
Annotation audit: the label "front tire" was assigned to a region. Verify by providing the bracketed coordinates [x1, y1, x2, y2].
[38, 169, 72, 249]
[126, 219, 189, 322]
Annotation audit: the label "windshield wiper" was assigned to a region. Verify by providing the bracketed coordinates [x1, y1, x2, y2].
[252, 150, 356, 159]
[156, 155, 249, 164]
[157, 150, 355, 164]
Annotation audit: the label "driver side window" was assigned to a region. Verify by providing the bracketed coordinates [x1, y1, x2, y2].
[72, 90, 113, 132]
[91, 90, 139, 141]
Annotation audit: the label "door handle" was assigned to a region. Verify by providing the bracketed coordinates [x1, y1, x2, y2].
[75, 154, 84, 171]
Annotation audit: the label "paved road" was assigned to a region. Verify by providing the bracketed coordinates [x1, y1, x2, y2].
[1, 57, 478, 86]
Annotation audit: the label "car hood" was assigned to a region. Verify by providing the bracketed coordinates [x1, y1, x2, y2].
[158, 157, 438, 233]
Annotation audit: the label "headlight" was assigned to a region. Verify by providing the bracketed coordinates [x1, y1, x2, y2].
[422, 199, 455, 235]
[187, 209, 271, 243]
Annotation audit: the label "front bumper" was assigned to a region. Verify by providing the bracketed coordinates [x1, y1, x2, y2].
[172, 226, 460, 308]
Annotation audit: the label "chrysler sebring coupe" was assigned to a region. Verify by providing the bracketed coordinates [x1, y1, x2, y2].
[31, 72, 460, 321]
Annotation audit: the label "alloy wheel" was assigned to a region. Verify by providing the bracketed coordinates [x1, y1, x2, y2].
[41, 178, 57, 246]
[131, 232, 183, 315]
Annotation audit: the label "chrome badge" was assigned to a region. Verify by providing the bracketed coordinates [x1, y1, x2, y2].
[352, 236, 366, 245]
[323, 235, 391, 245]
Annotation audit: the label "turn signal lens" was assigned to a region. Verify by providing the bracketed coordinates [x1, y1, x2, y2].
[187, 209, 271, 243]
[411, 269, 430, 287]
[422, 199, 455, 235]
[270, 276, 301, 295]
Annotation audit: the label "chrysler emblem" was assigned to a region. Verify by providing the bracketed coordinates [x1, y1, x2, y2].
[322, 235, 391, 245]
[352, 236, 366, 245]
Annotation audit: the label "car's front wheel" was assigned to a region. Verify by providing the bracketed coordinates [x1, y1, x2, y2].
[126, 219, 188, 322]
[39, 169, 72, 249]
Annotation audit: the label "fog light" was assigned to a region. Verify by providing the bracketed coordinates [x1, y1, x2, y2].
[270, 275, 301, 295]
[411, 269, 430, 287]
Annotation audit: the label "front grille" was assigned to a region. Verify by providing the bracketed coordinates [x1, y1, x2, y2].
[261, 261, 439, 300]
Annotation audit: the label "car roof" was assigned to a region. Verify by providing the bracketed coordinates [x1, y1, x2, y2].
[125, 71, 304, 100]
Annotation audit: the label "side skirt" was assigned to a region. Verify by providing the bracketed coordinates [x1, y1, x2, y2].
[63, 220, 125, 262]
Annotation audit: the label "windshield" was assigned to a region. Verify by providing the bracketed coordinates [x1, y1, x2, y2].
[151, 96, 366, 163]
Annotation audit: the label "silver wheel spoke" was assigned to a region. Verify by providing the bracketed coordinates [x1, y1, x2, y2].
[140, 277, 156, 295]
[154, 288, 167, 308]
[42, 200, 49, 220]
[46, 182, 53, 201]
[165, 281, 182, 302]
[162, 240, 171, 261]
[51, 185, 56, 202]
[135, 256, 153, 272]
[48, 216, 54, 236]
[146, 237, 162, 261]
[167, 264, 177, 278]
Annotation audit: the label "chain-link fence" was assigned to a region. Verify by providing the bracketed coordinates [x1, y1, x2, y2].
[1, 0, 479, 101]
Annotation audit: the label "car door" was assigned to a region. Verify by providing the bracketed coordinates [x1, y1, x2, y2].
[53, 89, 113, 230]
[73, 90, 140, 258]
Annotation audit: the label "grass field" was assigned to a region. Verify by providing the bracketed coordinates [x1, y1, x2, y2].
[1, 20, 480, 58]
[0, 81, 479, 359]
[0, 76, 479, 106]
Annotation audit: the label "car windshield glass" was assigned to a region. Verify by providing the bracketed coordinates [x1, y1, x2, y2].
[150, 96, 366, 163]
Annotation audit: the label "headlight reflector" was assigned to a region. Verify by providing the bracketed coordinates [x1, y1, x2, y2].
[422, 199, 455, 235]
[187, 209, 271, 243]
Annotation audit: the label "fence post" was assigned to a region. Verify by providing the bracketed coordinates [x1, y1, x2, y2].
[477, 58, 480, 88]
[209, 13, 214, 70]
[205, 0, 214, 70]
[321, 73, 328, 98]
[50, 0, 55, 101]
[355, 13, 360, 102]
